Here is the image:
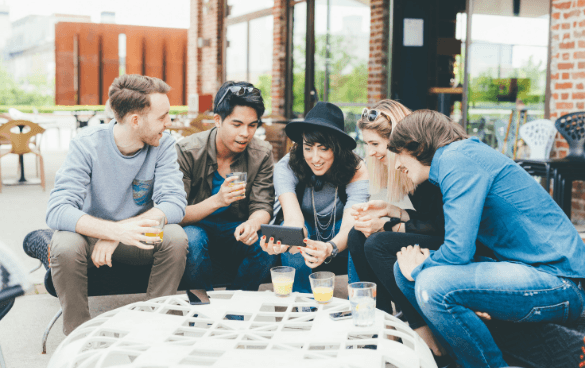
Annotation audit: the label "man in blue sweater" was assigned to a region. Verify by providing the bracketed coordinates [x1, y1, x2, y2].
[388, 110, 585, 368]
[46, 74, 188, 335]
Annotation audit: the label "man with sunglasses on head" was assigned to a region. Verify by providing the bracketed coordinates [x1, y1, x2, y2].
[176, 81, 277, 291]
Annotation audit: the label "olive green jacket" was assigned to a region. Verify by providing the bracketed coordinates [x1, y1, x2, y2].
[175, 127, 275, 221]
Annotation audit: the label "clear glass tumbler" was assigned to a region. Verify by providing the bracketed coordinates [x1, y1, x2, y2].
[271, 266, 295, 297]
[309, 271, 335, 304]
[226, 172, 247, 199]
[348, 282, 377, 327]
[145, 215, 165, 244]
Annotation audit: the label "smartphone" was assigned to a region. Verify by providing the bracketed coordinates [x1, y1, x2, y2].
[329, 310, 353, 321]
[187, 289, 210, 305]
[260, 224, 305, 247]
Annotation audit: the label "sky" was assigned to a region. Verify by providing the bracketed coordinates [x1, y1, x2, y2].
[3, 0, 190, 29]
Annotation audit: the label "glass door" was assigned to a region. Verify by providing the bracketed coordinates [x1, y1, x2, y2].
[464, 0, 550, 158]
[289, 0, 370, 125]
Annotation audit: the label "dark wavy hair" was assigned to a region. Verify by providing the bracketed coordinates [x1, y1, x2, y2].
[214, 81, 265, 126]
[288, 127, 361, 188]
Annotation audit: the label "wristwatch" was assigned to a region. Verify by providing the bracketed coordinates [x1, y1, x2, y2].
[324, 240, 339, 264]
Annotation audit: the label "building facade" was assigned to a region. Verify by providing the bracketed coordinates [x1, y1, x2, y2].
[185, 0, 583, 222]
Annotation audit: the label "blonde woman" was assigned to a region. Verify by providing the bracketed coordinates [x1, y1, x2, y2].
[347, 100, 453, 367]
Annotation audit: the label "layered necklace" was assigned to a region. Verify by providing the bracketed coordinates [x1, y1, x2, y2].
[311, 186, 337, 242]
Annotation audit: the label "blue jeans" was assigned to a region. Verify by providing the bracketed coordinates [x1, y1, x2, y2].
[281, 219, 359, 293]
[394, 260, 585, 368]
[183, 217, 277, 291]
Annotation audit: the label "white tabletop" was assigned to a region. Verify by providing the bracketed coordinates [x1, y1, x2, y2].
[48, 291, 437, 368]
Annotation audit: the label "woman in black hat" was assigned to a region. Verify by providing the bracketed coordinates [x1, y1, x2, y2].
[259, 102, 369, 292]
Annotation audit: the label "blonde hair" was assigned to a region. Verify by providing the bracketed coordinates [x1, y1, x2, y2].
[357, 99, 415, 202]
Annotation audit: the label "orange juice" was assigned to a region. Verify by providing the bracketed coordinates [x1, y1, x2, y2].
[229, 180, 245, 199]
[273, 279, 293, 296]
[145, 231, 163, 241]
[312, 287, 333, 303]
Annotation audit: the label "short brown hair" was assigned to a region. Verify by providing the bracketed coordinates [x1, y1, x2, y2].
[388, 110, 468, 166]
[108, 74, 171, 122]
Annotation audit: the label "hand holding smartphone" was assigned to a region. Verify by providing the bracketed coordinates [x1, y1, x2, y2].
[260, 225, 305, 247]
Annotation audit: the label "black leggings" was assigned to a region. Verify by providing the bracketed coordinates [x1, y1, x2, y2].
[348, 228, 443, 329]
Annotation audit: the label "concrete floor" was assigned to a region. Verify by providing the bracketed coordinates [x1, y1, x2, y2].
[0, 126, 349, 368]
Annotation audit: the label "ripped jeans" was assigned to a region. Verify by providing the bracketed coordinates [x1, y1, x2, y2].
[394, 260, 585, 368]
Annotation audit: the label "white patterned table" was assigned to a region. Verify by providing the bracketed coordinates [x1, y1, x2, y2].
[48, 291, 437, 368]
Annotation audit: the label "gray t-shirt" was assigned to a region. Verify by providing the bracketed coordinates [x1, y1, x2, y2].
[274, 154, 370, 222]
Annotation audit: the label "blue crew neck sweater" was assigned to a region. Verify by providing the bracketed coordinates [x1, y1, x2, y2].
[46, 120, 187, 232]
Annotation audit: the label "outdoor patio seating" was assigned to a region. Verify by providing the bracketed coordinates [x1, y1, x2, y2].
[0, 120, 46, 192]
[516, 112, 585, 218]
[518, 119, 556, 160]
[22, 229, 349, 354]
[189, 113, 214, 132]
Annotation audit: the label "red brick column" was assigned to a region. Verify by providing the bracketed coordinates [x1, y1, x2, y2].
[200, 0, 224, 95]
[367, 0, 390, 104]
[549, 0, 585, 222]
[188, 0, 201, 104]
[271, 0, 288, 116]
[187, 0, 223, 111]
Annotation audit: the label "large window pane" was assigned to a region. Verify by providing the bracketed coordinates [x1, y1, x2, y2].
[225, 0, 274, 114]
[226, 23, 248, 82]
[228, 0, 274, 18]
[292, 1, 307, 117]
[249, 16, 274, 113]
[466, 2, 549, 158]
[315, 0, 370, 156]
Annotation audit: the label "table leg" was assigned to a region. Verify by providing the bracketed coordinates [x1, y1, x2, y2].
[563, 176, 573, 220]
[18, 154, 26, 182]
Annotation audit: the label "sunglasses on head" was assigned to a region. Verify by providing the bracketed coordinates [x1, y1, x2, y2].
[215, 86, 258, 110]
[361, 108, 391, 122]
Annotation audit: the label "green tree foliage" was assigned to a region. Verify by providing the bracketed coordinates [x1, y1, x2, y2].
[257, 74, 272, 115]
[469, 55, 545, 106]
[291, 34, 368, 116]
[0, 62, 54, 106]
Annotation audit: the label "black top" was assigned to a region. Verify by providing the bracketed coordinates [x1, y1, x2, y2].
[403, 180, 445, 237]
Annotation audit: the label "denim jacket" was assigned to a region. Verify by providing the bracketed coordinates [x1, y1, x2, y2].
[412, 137, 585, 280]
[175, 128, 275, 222]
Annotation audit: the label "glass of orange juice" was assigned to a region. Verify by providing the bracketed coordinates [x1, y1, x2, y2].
[226, 172, 247, 199]
[270, 266, 295, 297]
[145, 215, 165, 244]
[309, 271, 335, 304]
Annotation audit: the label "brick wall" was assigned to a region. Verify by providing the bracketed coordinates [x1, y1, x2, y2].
[199, 0, 224, 95]
[550, 0, 585, 223]
[367, 0, 390, 104]
[187, 0, 223, 111]
[271, 0, 287, 117]
[188, 0, 200, 102]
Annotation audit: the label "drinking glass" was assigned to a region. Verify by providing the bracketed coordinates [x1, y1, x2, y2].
[145, 215, 165, 244]
[309, 271, 335, 304]
[270, 266, 295, 297]
[226, 172, 247, 199]
[348, 282, 377, 327]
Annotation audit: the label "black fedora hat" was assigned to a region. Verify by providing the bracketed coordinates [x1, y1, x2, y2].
[285, 102, 357, 150]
